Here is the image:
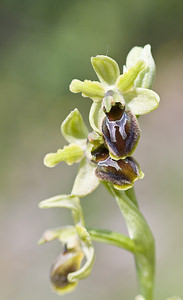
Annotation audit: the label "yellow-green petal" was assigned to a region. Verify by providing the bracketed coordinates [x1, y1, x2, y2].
[91, 55, 120, 86]
[124, 88, 160, 115]
[69, 79, 105, 101]
[126, 44, 156, 89]
[44, 144, 84, 167]
[116, 60, 146, 93]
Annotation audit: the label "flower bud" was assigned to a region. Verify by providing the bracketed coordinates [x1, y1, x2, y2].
[95, 155, 143, 190]
[102, 104, 140, 159]
[50, 247, 84, 295]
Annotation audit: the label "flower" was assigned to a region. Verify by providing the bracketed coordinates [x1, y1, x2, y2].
[43, 45, 160, 193]
[43, 108, 100, 197]
[50, 246, 84, 295]
[69, 44, 160, 122]
[91, 144, 144, 191]
[39, 203, 95, 295]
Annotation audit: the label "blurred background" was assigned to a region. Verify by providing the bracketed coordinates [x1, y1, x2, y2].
[0, 0, 183, 299]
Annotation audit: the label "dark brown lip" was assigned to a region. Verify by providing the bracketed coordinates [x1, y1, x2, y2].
[102, 109, 140, 158]
[95, 156, 140, 187]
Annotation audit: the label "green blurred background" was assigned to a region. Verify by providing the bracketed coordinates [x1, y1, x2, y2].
[1, 0, 183, 299]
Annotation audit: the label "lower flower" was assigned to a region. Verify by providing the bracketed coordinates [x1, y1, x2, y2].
[50, 246, 84, 295]
[92, 146, 144, 190]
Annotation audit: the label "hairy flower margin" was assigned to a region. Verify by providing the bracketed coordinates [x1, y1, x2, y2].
[39, 45, 162, 297]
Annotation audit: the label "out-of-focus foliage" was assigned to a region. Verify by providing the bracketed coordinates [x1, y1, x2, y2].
[0, 0, 183, 300]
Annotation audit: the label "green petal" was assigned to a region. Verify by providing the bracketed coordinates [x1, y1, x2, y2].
[126, 44, 155, 89]
[124, 88, 160, 115]
[116, 60, 146, 93]
[71, 158, 100, 197]
[89, 101, 105, 134]
[69, 79, 105, 101]
[61, 109, 88, 144]
[91, 55, 120, 86]
[44, 144, 84, 167]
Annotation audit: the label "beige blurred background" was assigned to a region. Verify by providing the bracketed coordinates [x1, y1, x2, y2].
[0, 0, 183, 299]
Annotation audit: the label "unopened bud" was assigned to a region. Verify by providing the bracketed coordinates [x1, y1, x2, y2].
[50, 248, 84, 295]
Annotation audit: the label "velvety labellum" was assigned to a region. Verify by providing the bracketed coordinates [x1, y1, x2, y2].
[102, 108, 140, 159]
[95, 156, 142, 189]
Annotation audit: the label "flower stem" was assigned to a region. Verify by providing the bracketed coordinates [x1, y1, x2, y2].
[104, 182, 155, 300]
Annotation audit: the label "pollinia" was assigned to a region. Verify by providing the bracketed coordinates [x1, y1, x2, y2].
[39, 45, 180, 300]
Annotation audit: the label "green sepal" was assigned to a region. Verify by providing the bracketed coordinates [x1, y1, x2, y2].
[38, 226, 76, 245]
[89, 101, 105, 134]
[69, 79, 105, 101]
[61, 109, 88, 144]
[39, 194, 80, 210]
[91, 55, 120, 86]
[124, 88, 160, 115]
[126, 44, 155, 89]
[71, 158, 100, 197]
[44, 144, 84, 167]
[39, 194, 83, 223]
[116, 60, 146, 93]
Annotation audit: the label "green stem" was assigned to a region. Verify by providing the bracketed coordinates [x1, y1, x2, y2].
[125, 186, 139, 208]
[104, 182, 155, 300]
[87, 227, 143, 253]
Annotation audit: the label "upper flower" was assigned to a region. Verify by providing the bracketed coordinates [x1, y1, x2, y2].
[70, 44, 160, 124]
